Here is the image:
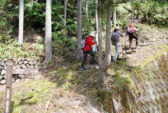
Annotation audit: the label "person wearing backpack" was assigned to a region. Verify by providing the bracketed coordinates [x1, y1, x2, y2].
[111, 27, 122, 62]
[80, 34, 97, 70]
[127, 23, 138, 49]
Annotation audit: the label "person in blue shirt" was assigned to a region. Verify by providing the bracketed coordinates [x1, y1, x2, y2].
[111, 27, 122, 62]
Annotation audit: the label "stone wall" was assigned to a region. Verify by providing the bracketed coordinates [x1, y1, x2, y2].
[0, 58, 41, 84]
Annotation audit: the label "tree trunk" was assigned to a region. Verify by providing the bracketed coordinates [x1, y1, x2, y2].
[95, 0, 99, 45]
[105, 5, 112, 66]
[112, 96, 117, 113]
[96, 0, 106, 88]
[45, 0, 52, 63]
[4, 63, 13, 113]
[113, 6, 117, 27]
[85, 0, 89, 18]
[18, 0, 24, 45]
[64, 0, 68, 26]
[77, 0, 83, 59]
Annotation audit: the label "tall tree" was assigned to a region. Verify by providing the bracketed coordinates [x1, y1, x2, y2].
[85, 0, 89, 18]
[105, 2, 112, 66]
[64, 0, 68, 26]
[113, 6, 117, 27]
[96, 0, 104, 88]
[18, 0, 24, 45]
[96, 0, 113, 86]
[45, 0, 52, 63]
[95, 0, 99, 45]
[77, 0, 83, 59]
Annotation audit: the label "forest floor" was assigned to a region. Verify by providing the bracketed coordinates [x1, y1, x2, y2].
[0, 24, 168, 113]
[121, 24, 168, 67]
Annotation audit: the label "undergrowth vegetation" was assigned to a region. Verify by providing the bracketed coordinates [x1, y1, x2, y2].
[0, 79, 56, 113]
[117, 1, 168, 28]
[0, 34, 44, 59]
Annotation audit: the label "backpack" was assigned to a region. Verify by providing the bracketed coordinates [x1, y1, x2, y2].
[111, 32, 120, 45]
[91, 44, 97, 52]
[127, 26, 137, 33]
[83, 36, 96, 52]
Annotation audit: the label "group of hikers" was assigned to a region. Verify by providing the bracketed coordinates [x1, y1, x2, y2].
[80, 23, 138, 70]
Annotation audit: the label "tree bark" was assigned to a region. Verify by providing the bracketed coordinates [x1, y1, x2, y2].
[96, 0, 106, 88]
[64, 0, 68, 26]
[85, 0, 89, 18]
[105, 5, 112, 66]
[4, 63, 13, 113]
[113, 6, 117, 27]
[95, 0, 99, 45]
[77, 0, 83, 59]
[45, 0, 52, 63]
[18, 0, 24, 45]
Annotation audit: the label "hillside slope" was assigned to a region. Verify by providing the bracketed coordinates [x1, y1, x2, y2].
[0, 24, 168, 113]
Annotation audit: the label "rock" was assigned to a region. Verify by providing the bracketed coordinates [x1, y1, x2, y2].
[17, 74, 26, 79]
[0, 58, 40, 83]
[0, 74, 4, 80]
[0, 79, 6, 85]
[107, 68, 115, 76]
[1, 70, 6, 75]
[15, 79, 21, 83]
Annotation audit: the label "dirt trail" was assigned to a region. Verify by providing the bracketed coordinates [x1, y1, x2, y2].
[123, 24, 168, 67]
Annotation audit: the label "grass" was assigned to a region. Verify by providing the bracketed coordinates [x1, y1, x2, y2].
[0, 79, 56, 113]
[0, 63, 103, 113]
[0, 40, 44, 59]
[140, 45, 168, 68]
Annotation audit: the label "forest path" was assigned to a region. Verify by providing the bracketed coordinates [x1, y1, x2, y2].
[121, 24, 168, 67]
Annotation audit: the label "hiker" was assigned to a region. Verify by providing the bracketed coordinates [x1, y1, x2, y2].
[111, 27, 122, 62]
[127, 23, 138, 49]
[80, 33, 97, 70]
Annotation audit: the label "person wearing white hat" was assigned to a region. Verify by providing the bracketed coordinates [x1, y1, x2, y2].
[80, 33, 97, 70]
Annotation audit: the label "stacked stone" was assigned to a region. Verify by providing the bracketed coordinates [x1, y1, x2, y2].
[0, 58, 40, 84]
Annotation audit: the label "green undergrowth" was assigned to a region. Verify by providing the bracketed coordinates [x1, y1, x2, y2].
[0, 63, 101, 113]
[48, 63, 99, 90]
[108, 61, 140, 88]
[0, 51, 167, 113]
[0, 79, 56, 113]
[0, 40, 44, 59]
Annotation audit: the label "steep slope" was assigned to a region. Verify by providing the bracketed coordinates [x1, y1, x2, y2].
[0, 24, 168, 113]
[125, 24, 168, 67]
[109, 24, 168, 113]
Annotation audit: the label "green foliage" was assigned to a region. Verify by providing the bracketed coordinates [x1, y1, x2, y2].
[52, 31, 77, 61]
[0, 39, 44, 59]
[0, 0, 16, 34]
[117, 1, 168, 26]
[113, 72, 131, 93]
[0, 0, 77, 35]
[53, 33, 77, 49]
[12, 79, 55, 113]
[131, 1, 168, 25]
[0, 33, 12, 43]
[25, 1, 45, 29]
